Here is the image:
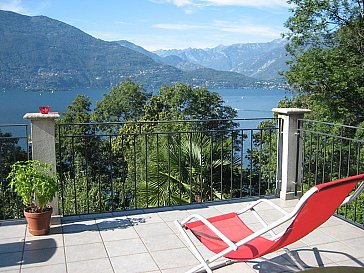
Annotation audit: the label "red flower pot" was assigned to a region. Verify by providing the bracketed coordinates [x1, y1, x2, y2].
[39, 106, 50, 114]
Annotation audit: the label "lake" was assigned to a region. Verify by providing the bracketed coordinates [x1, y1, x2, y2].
[0, 88, 290, 127]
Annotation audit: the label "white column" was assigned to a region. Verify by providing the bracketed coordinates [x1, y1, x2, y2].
[272, 108, 311, 200]
[23, 112, 60, 214]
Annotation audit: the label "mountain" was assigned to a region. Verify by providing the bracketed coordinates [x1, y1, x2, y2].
[116, 40, 202, 71]
[154, 40, 289, 80]
[0, 10, 180, 90]
[0, 10, 258, 91]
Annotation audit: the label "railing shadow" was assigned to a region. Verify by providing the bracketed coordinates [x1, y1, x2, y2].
[57, 198, 273, 234]
[58, 215, 147, 233]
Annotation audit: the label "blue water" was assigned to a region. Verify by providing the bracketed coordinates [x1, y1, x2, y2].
[0, 88, 289, 126]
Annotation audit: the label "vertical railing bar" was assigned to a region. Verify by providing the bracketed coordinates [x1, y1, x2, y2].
[344, 140, 352, 219]
[121, 135, 126, 211]
[189, 132, 193, 203]
[347, 140, 352, 177]
[200, 134, 203, 202]
[230, 133, 234, 199]
[58, 125, 65, 216]
[178, 133, 182, 205]
[0, 138, 3, 219]
[314, 134, 319, 185]
[330, 136, 334, 182]
[356, 141, 360, 175]
[26, 124, 30, 160]
[353, 141, 360, 223]
[157, 134, 160, 207]
[98, 162, 102, 213]
[294, 120, 301, 196]
[249, 130, 253, 196]
[338, 127, 343, 178]
[240, 129, 244, 198]
[258, 130, 263, 196]
[308, 132, 313, 187]
[109, 135, 114, 211]
[268, 129, 272, 191]
[301, 129, 306, 194]
[210, 132, 213, 201]
[167, 134, 171, 206]
[133, 134, 137, 209]
[85, 136, 90, 214]
[145, 134, 148, 208]
[275, 118, 283, 195]
[220, 132, 223, 200]
[12, 140, 20, 218]
[322, 135, 327, 183]
[71, 136, 77, 214]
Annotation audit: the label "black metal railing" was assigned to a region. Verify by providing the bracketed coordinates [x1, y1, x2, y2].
[57, 118, 280, 216]
[297, 119, 364, 227]
[0, 124, 31, 220]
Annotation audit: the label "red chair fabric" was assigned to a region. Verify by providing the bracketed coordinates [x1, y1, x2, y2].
[185, 174, 364, 261]
[186, 212, 275, 260]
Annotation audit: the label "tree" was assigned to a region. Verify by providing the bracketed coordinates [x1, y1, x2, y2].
[282, 1, 364, 226]
[57, 94, 94, 166]
[0, 130, 28, 219]
[92, 79, 152, 123]
[283, 0, 364, 124]
[111, 83, 239, 208]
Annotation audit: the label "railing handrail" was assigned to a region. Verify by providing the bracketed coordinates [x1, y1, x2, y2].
[0, 124, 29, 127]
[298, 119, 364, 132]
[57, 117, 278, 127]
[58, 126, 279, 138]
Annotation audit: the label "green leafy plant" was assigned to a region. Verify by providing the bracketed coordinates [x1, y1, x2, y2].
[7, 160, 58, 212]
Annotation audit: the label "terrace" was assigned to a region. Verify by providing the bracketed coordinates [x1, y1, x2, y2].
[1, 108, 364, 272]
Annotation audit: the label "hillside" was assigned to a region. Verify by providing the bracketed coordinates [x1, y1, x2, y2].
[155, 40, 289, 81]
[0, 10, 259, 91]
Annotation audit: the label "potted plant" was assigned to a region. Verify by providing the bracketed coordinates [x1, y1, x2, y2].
[7, 160, 58, 236]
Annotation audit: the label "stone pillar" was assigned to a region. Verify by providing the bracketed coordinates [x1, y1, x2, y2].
[23, 112, 60, 215]
[272, 108, 311, 200]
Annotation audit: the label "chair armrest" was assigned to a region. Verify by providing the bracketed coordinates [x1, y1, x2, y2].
[341, 181, 364, 205]
[236, 198, 289, 216]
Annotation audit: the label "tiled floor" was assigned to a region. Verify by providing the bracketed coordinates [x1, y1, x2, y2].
[1, 198, 364, 273]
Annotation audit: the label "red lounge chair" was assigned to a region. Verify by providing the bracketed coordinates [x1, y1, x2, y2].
[175, 174, 364, 273]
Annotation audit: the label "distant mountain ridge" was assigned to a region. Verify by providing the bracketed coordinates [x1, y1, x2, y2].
[0, 10, 261, 91]
[116, 40, 202, 71]
[154, 40, 289, 80]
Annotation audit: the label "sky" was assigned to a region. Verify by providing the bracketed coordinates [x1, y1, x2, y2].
[0, 0, 292, 51]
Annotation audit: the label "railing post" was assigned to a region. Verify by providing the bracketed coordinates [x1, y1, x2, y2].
[272, 108, 311, 200]
[23, 112, 60, 215]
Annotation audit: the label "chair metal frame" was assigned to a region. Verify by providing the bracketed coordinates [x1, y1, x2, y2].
[175, 180, 364, 273]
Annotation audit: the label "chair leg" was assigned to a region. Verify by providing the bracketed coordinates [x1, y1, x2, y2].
[283, 248, 306, 271]
[175, 220, 213, 273]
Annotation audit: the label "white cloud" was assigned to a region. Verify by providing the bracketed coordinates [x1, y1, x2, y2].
[153, 23, 207, 30]
[200, 0, 288, 8]
[214, 20, 283, 37]
[150, 0, 193, 6]
[0, 0, 51, 15]
[0, 0, 26, 13]
[150, 0, 288, 8]
[171, 0, 193, 6]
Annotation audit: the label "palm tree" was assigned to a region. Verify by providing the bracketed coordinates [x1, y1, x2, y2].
[136, 132, 241, 207]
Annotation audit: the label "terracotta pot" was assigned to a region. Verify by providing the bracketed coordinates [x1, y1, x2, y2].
[24, 208, 52, 236]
